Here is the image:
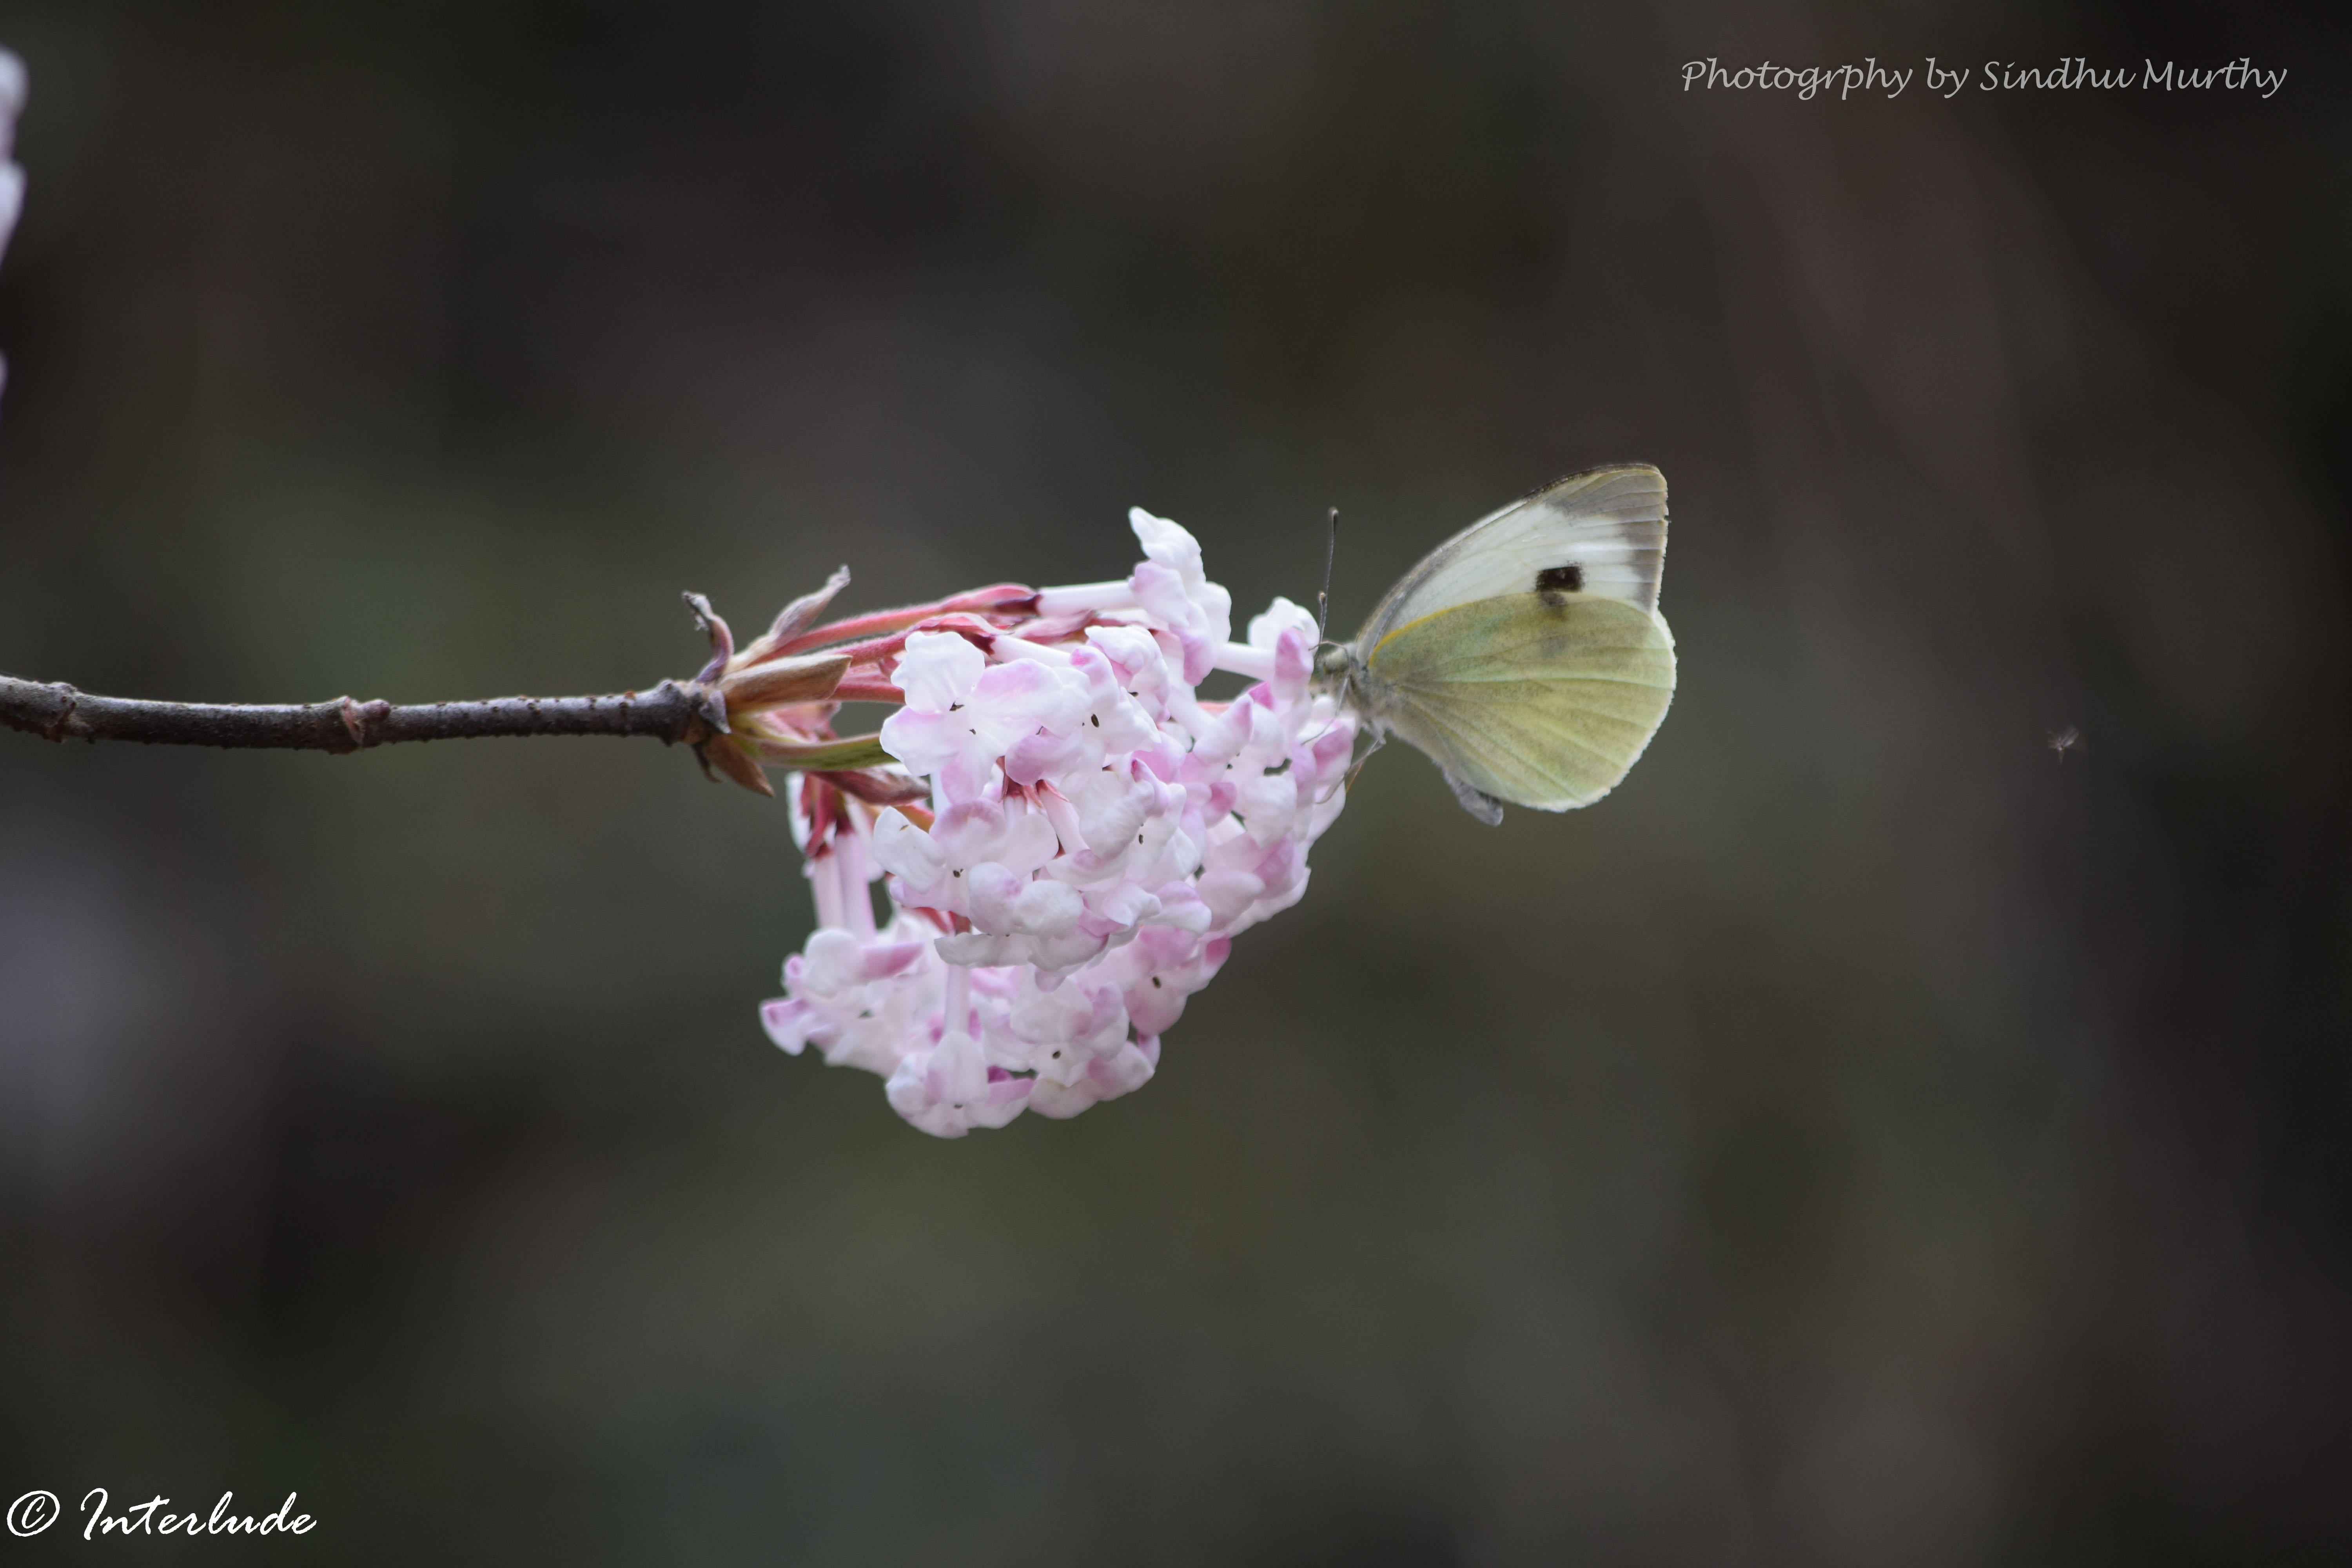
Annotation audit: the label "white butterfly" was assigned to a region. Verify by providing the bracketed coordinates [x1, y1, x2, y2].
[1316, 465, 1677, 824]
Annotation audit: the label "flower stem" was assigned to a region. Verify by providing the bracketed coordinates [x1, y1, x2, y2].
[750, 733, 897, 769]
[778, 584, 1037, 656]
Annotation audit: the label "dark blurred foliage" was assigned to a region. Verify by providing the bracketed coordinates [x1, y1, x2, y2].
[1, 0, 2348, 1563]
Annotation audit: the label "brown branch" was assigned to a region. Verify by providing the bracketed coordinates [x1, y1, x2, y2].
[0, 673, 730, 753]
[0, 593, 909, 808]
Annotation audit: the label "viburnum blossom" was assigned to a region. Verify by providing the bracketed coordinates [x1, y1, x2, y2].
[739, 508, 1355, 1136]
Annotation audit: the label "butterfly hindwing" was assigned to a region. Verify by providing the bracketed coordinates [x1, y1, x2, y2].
[1365, 593, 1676, 813]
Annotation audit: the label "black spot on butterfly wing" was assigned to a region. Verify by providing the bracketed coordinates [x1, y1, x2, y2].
[1536, 563, 1583, 608]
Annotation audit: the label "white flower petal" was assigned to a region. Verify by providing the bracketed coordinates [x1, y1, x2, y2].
[1127, 507, 1205, 580]
[1011, 877, 1083, 937]
[869, 808, 946, 884]
[896, 630, 985, 711]
[1247, 596, 1319, 650]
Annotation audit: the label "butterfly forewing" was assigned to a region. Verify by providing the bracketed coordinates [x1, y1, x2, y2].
[1357, 464, 1667, 647]
[1365, 594, 1676, 811]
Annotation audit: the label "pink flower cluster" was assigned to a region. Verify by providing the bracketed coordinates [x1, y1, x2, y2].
[760, 509, 1355, 1136]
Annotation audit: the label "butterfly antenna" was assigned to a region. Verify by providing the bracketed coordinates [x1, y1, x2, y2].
[1316, 507, 1338, 644]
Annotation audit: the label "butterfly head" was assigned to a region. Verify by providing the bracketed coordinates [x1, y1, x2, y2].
[1311, 639, 1363, 704]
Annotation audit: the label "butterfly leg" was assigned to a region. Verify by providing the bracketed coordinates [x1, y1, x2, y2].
[1337, 726, 1388, 798]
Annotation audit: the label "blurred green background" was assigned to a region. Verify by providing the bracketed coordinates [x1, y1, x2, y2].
[2, 1, 2348, 1563]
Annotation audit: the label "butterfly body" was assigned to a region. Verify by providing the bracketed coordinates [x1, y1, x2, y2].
[1318, 464, 1676, 824]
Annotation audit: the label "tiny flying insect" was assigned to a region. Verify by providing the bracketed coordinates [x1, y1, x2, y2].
[2047, 724, 2082, 763]
[1313, 464, 1677, 824]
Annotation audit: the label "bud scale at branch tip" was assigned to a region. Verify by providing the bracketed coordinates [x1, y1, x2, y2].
[758, 508, 1354, 1137]
[719, 652, 850, 713]
[700, 733, 775, 797]
[682, 591, 738, 688]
